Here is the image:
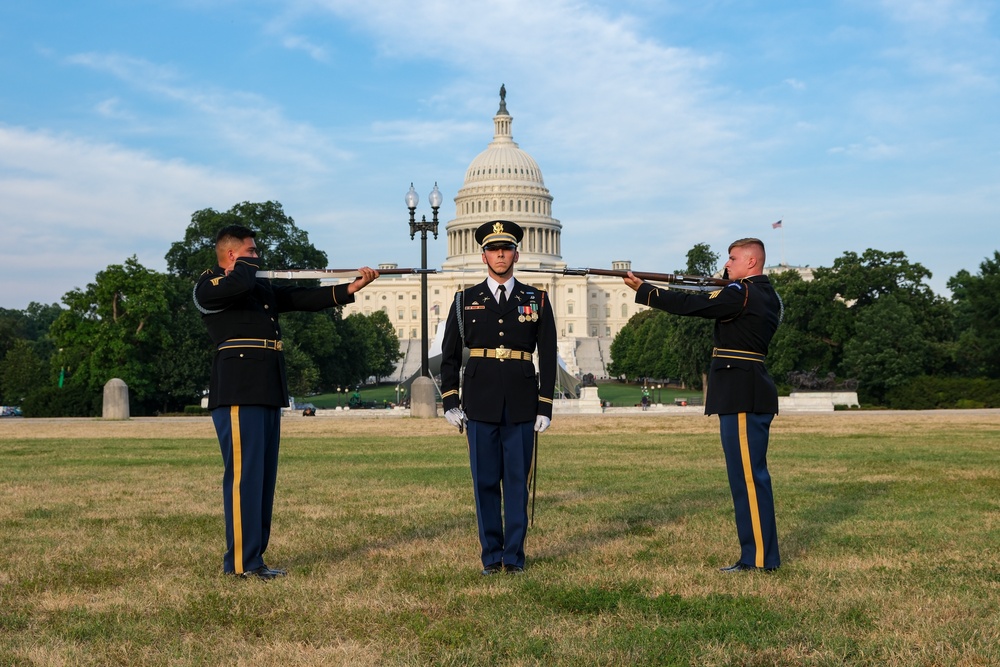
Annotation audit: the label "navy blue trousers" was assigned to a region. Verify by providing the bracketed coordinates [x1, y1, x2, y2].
[212, 405, 281, 574]
[718, 412, 780, 569]
[466, 408, 535, 569]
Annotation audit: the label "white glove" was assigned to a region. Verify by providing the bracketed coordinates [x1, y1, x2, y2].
[445, 408, 467, 429]
[534, 415, 551, 433]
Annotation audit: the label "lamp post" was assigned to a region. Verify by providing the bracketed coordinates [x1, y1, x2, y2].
[657, 383, 662, 404]
[406, 182, 442, 377]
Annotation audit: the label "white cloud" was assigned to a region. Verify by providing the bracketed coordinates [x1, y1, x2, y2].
[828, 136, 900, 160]
[876, 0, 989, 29]
[65, 52, 352, 172]
[281, 34, 331, 62]
[0, 125, 263, 306]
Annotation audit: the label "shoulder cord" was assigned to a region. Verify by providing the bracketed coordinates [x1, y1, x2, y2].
[454, 291, 465, 343]
[192, 283, 225, 315]
[718, 280, 751, 323]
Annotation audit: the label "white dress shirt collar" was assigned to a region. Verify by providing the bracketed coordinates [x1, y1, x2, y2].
[486, 276, 515, 302]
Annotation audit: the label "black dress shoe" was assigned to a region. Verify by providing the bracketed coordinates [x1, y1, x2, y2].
[239, 566, 282, 580]
[719, 562, 778, 573]
[503, 564, 524, 574]
[481, 563, 503, 576]
[719, 562, 755, 572]
[263, 565, 287, 577]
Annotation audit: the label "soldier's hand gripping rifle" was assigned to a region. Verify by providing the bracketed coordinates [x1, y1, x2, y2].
[257, 268, 437, 280]
[518, 267, 729, 288]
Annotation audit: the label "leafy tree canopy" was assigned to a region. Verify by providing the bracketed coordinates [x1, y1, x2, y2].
[165, 201, 328, 282]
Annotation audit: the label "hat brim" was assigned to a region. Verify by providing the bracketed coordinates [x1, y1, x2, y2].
[480, 232, 518, 248]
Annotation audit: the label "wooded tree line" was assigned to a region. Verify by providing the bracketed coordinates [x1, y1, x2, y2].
[607, 244, 1000, 407]
[0, 202, 401, 416]
[3, 203, 999, 413]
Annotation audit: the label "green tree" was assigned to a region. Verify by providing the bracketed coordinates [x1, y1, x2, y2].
[166, 201, 328, 281]
[767, 270, 851, 384]
[608, 310, 671, 380]
[49, 257, 178, 414]
[666, 243, 718, 390]
[842, 294, 928, 403]
[359, 310, 403, 384]
[948, 251, 1000, 378]
[833, 250, 956, 384]
[770, 248, 955, 401]
[283, 341, 321, 398]
[0, 302, 63, 403]
[1, 339, 46, 404]
[607, 315, 639, 379]
[148, 273, 213, 411]
[607, 243, 719, 387]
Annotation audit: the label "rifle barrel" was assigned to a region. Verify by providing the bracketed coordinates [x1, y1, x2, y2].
[519, 267, 728, 287]
[258, 268, 436, 280]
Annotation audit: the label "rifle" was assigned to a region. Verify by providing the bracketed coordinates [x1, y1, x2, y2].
[257, 268, 437, 280]
[518, 267, 729, 288]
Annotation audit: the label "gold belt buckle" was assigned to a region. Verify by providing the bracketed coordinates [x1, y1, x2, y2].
[495, 345, 510, 361]
[274, 340, 283, 351]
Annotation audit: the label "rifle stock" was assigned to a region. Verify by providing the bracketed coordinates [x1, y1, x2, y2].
[519, 267, 728, 287]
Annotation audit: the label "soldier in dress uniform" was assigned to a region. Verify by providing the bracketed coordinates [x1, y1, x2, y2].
[194, 224, 378, 580]
[440, 220, 557, 575]
[623, 237, 782, 572]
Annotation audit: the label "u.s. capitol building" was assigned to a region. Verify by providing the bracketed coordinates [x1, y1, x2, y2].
[337, 88, 646, 384]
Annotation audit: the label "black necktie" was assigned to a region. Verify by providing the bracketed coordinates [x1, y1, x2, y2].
[497, 284, 508, 309]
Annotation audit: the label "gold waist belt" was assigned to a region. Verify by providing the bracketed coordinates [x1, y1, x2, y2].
[712, 347, 764, 362]
[468, 346, 532, 362]
[218, 338, 284, 351]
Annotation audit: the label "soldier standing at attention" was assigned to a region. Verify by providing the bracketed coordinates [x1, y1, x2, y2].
[440, 220, 557, 575]
[194, 224, 378, 580]
[623, 238, 782, 572]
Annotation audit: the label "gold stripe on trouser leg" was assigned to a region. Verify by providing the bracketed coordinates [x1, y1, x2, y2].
[738, 413, 765, 568]
[231, 406, 244, 574]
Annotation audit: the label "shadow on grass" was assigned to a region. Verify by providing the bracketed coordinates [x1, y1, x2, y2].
[780, 480, 892, 562]
[531, 486, 721, 565]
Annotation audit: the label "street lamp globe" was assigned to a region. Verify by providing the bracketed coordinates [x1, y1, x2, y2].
[405, 183, 419, 210]
[428, 182, 443, 209]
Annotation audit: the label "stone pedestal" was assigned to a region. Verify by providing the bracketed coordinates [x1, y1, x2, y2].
[553, 386, 604, 414]
[410, 376, 438, 418]
[779, 391, 860, 413]
[103, 378, 130, 420]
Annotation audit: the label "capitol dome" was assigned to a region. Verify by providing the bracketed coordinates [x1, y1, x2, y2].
[442, 86, 565, 271]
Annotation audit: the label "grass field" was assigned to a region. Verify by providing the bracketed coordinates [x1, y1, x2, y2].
[1, 411, 998, 666]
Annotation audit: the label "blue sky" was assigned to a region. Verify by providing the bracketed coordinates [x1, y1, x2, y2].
[1, 0, 997, 309]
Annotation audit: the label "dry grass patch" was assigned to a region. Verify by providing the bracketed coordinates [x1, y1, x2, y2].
[2, 410, 999, 665]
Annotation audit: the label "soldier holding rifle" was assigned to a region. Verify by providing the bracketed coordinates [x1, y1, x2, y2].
[440, 220, 557, 575]
[622, 238, 782, 572]
[194, 224, 379, 580]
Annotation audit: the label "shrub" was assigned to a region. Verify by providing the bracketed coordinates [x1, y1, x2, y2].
[885, 376, 1000, 409]
[21, 385, 101, 417]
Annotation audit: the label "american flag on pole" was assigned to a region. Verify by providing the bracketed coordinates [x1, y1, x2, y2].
[772, 220, 783, 229]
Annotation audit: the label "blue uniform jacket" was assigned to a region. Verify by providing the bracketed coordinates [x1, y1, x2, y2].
[440, 278, 557, 423]
[194, 257, 355, 409]
[635, 275, 781, 415]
